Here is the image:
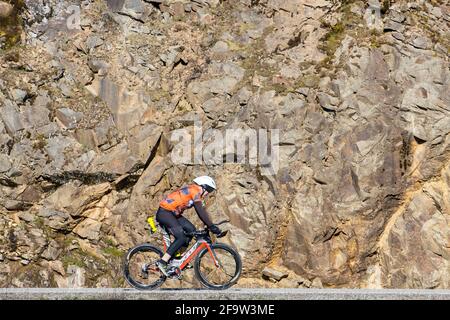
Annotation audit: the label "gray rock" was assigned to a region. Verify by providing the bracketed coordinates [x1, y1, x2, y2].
[317, 93, 339, 111]
[193, 0, 220, 8]
[41, 240, 61, 261]
[23, 104, 50, 128]
[235, 87, 252, 105]
[10, 89, 27, 104]
[384, 20, 404, 33]
[435, 43, 447, 55]
[4, 200, 32, 211]
[93, 116, 115, 147]
[202, 97, 223, 115]
[17, 212, 34, 222]
[411, 36, 431, 50]
[120, 0, 147, 21]
[205, 77, 240, 95]
[55, 108, 83, 129]
[20, 259, 30, 266]
[38, 208, 71, 231]
[23, 0, 52, 25]
[431, 6, 442, 19]
[66, 265, 86, 288]
[127, 123, 162, 163]
[392, 32, 405, 42]
[58, 83, 73, 98]
[296, 87, 310, 97]
[211, 41, 229, 54]
[0, 154, 11, 173]
[66, 150, 97, 171]
[107, 0, 126, 11]
[74, 129, 97, 151]
[159, 46, 184, 67]
[128, 155, 167, 215]
[33, 93, 52, 109]
[44, 135, 76, 169]
[442, 6, 450, 22]
[303, 111, 325, 134]
[365, 49, 389, 81]
[0, 101, 24, 135]
[86, 36, 104, 50]
[88, 59, 110, 76]
[38, 123, 60, 138]
[89, 142, 139, 175]
[85, 76, 149, 132]
[74, 39, 88, 54]
[390, 10, 406, 23]
[127, 66, 140, 74]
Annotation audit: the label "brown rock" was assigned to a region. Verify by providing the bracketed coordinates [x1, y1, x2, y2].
[262, 267, 289, 281]
[73, 218, 102, 241]
[0, 1, 13, 18]
[48, 261, 65, 276]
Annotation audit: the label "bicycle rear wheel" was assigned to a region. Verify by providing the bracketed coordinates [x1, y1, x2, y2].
[123, 244, 166, 290]
[194, 243, 242, 290]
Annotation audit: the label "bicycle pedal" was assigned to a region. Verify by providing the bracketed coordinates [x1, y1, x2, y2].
[167, 267, 182, 280]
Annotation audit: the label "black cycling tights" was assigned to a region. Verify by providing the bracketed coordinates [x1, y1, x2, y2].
[155, 208, 196, 257]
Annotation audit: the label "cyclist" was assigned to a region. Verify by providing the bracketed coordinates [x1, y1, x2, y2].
[155, 176, 223, 276]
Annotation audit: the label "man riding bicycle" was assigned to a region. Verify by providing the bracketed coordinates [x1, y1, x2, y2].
[155, 176, 223, 276]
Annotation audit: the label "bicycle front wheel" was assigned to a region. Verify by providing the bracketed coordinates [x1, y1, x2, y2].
[123, 244, 166, 290]
[194, 243, 242, 290]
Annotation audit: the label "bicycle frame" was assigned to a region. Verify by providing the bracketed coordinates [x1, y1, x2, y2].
[160, 227, 219, 270]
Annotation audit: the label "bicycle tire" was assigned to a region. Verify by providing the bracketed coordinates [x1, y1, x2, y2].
[194, 243, 242, 290]
[123, 243, 166, 290]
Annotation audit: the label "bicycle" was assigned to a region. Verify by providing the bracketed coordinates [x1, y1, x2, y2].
[123, 218, 242, 290]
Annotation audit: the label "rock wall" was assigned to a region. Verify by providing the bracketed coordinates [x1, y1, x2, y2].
[0, 0, 449, 288]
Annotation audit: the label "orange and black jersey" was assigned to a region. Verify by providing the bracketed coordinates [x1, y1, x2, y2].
[160, 184, 203, 214]
[159, 184, 213, 226]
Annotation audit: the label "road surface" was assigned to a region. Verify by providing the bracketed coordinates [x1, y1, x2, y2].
[1, 288, 450, 300]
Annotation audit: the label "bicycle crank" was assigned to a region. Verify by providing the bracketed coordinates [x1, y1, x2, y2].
[168, 266, 183, 280]
[140, 263, 149, 279]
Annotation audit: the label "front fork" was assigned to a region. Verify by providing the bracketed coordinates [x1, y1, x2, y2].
[206, 243, 220, 268]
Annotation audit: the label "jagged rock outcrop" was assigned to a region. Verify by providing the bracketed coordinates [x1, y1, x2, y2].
[0, 0, 449, 288]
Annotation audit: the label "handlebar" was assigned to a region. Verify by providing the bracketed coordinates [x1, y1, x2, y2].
[184, 220, 231, 238]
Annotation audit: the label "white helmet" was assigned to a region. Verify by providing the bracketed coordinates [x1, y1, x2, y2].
[193, 176, 216, 192]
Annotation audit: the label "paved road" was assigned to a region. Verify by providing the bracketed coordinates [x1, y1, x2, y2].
[1, 288, 450, 300]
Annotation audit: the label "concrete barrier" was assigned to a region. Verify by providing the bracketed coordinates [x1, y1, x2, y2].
[1, 288, 450, 300]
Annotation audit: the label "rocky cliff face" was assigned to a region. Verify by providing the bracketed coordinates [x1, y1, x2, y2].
[0, 0, 449, 289]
